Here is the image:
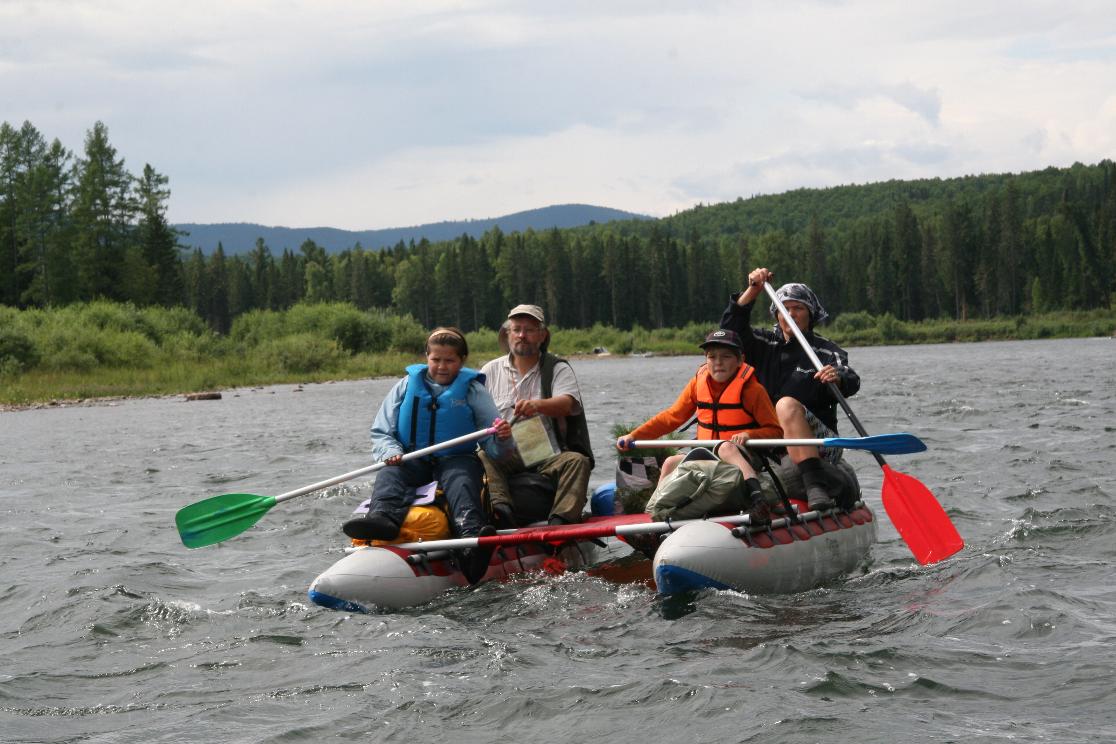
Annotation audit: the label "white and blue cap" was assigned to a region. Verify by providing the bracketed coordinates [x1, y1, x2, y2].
[769, 283, 829, 325]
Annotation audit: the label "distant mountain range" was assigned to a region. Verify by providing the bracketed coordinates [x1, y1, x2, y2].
[173, 203, 651, 255]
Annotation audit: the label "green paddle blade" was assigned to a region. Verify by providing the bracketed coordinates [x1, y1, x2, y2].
[175, 492, 277, 548]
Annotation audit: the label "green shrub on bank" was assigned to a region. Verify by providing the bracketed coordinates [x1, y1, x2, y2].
[232, 303, 427, 355]
[0, 327, 39, 376]
[829, 311, 875, 334]
[388, 313, 428, 355]
[160, 330, 228, 361]
[2, 300, 1114, 406]
[38, 326, 160, 370]
[286, 303, 389, 353]
[254, 333, 345, 374]
[465, 328, 499, 357]
[229, 308, 288, 348]
[550, 322, 714, 356]
[36, 300, 206, 343]
[820, 309, 1116, 346]
[1, 301, 216, 373]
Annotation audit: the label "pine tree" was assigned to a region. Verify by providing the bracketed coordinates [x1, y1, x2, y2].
[70, 122, 136, 301]
[0, 122, 21, 306]
[940, 201, 976, 319]
[998, 182, 1025, 315]
[645, 225, 668, 328]
[7, 124, 74, 307]
[300, 239, 331, 302]
[135, 164, 184, 305]
[543, 228, 568, 328]
[248, 238, 275, 309]
[206, 244, 231, 333]
[892, 202, 923, 320]
[183, 248, 209, 319]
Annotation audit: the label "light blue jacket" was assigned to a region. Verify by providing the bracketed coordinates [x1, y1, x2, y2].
[370, 371, 512, 463]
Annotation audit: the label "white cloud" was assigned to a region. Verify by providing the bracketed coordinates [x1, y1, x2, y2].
[2, 0, 1115, 229]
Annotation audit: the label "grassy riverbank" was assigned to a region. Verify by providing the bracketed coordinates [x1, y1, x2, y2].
[2, 301, 1114, 408]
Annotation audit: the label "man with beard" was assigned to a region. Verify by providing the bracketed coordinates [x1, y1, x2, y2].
[479, 304, 594, 527]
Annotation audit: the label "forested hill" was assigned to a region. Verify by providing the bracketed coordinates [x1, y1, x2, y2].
[2, 119, 1114, 334]
[599, 164, 1109, 240]
[174, 204, 651, 255]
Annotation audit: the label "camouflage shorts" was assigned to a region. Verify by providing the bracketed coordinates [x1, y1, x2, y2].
[805, 410, 844, 464]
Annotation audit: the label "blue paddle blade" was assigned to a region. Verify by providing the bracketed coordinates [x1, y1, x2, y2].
[824, 433, 927, 455]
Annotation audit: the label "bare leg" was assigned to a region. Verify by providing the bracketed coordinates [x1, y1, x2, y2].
[714, 441, 758, 480]
[775, 397, 833, 510]
[659, 453, 685, 479]
[713, 442, 775, 522]
[776, 396, 822, 464]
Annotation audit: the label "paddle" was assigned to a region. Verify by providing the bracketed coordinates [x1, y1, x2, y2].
[383, 513, 762, 553]
[763, 282, 963, 564]
[175, 426, 499, 549]
[627, 432, 927, 456]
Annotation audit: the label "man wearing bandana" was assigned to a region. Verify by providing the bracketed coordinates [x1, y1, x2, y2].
[718, 267, 860, 512]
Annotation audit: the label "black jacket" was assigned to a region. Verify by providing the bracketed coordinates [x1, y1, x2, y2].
[719, 295, 859, 433]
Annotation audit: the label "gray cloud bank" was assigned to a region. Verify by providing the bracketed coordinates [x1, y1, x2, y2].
[2, 0, 1114, 229]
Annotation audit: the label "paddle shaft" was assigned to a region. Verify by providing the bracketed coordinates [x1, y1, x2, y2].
[275, 426, 497, 503]
[634, 438, 864, 449]
[627, 432, 925, 456]
[764, 282, 964, 564]
[387, 514, 756, 552]
[763, 283, 885, 465]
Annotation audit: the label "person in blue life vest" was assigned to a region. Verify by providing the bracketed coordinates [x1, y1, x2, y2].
[342, 327, 513, 558]
[719, 267, 861, 511]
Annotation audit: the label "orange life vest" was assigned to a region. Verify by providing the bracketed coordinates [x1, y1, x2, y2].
[694, 363, 761, 440]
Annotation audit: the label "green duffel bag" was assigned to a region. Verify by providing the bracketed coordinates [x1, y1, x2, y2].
[644, 449, 749, 521]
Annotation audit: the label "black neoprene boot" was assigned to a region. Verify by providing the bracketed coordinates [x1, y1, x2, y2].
[342, 513, 400, 541]
[460, 525, 497, 585]
[491, 502, 517, 529]
[798, 457, 835, 512]
[743, 477, 772, 525]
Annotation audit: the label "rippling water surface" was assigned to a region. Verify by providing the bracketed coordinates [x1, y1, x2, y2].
[3, 338, 1115, 743]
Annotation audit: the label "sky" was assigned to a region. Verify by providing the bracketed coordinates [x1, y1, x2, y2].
[3, 0, 1115, 231]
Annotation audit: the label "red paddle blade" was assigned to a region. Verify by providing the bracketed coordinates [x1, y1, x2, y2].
[880, 464, 964, 565]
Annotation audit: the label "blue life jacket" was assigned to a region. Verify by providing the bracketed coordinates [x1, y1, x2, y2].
[396, 364, 484, 457]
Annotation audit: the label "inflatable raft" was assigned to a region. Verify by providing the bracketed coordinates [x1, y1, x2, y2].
[652, 502, 877, 594]
[307, 501, 876, 611]
[308, 516, 635, 612]
[308, 542, 556, 613]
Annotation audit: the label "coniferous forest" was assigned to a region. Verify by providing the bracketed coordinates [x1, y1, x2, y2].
[2, 119, 1115, 336]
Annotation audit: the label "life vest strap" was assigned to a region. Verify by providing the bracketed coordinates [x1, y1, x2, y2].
[699, 421, 761, 433]
[695, 400, 746, 410]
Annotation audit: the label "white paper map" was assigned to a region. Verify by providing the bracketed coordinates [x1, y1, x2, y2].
[511, 416, 559, 468]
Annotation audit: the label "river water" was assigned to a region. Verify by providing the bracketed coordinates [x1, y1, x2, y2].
[2, 338, 1115, 743]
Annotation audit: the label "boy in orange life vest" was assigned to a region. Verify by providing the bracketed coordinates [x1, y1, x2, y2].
[615, 329, 784, 521]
